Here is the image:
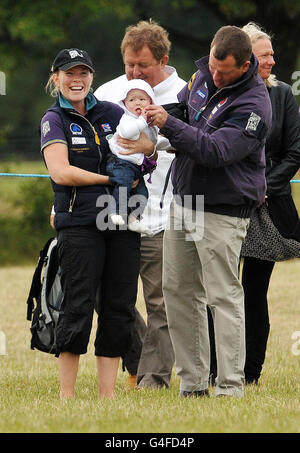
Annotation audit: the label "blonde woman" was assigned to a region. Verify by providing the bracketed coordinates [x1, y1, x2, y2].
[41, 48, 154, 399]
[241, 23, 300, 384]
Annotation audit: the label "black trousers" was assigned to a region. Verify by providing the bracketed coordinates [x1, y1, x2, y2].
[57, 226, 140, 357]
[241, 256, 275, 382]
[122, 308, 146, 375]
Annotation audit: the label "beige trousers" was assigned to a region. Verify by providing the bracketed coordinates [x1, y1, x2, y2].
[163, 200, 249, 396]
[137, 231, 175, 388]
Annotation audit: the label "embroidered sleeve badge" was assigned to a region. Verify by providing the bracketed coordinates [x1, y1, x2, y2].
[101, 123, 112, 132]
[42, 121, 50, 137]
[246, 112, 261, 131]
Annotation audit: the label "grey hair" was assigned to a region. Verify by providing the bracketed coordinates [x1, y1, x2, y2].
[242, 22, 277, 87]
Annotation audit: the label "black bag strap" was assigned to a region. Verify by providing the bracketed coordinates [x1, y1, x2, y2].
[40, 238, 58, 324]
[26, 237, 55, 321]
[160, 160, 174, 209]
[159, 102, 189, 210]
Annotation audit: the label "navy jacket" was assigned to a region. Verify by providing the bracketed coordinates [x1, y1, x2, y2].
[161, 54, 272, 217]
[45, 96, 123, 229]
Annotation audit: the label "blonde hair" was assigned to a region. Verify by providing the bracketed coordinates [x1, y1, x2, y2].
[242, 22, 277, 87]
[121, 19, 171, 61]
[45, 73, 58, 97]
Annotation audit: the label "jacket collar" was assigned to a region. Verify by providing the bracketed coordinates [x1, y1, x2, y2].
[58, 92, 97, 111]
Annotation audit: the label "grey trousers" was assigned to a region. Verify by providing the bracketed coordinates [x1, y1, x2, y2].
[163, 201, 249, 397]
[137, 231, 175, 388]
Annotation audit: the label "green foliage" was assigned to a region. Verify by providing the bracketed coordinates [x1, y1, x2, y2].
[14, 178, 53, 234]
[1, 0, 133, 45]
[212, 0, 256, 18]
[1, 0, 300, 159]
[0, 177, 53, 265]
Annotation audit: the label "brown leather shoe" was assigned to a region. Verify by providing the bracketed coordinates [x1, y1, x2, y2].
[127, 374, 137, 389]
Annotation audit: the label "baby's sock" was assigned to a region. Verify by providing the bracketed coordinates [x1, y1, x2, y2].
[128, 215, 154, 236]
[110, 214, 125, 226]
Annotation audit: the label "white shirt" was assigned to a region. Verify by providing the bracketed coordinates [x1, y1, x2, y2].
[94, 66, 186, 234]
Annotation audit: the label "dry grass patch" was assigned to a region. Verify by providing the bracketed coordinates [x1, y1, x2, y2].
[0, 259, 300, 433]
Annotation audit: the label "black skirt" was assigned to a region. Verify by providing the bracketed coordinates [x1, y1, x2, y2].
[241, 195, 300, 262]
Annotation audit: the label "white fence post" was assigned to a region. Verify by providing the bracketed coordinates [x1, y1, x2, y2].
[0, 331, 6, 355]
[0, 71, 6, 95]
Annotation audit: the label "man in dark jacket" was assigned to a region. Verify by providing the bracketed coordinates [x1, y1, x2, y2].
[146, 26, 272, 398]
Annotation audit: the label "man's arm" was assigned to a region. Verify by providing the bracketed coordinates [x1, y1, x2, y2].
[146, 104, 268, 168]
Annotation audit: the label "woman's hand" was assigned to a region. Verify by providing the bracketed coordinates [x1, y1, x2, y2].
[132, 179, 139, 189]
[109, 177, 139, 189]
[117, 132, 154, 157]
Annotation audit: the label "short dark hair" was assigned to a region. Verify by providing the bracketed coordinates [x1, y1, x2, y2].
[211, 25, 252, 67]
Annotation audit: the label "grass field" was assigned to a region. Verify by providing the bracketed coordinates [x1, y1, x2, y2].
[0, 259, 300, 434]
[1, 160, 300, 434]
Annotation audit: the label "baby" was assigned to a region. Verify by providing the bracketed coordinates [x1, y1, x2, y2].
[107, 79, 159, 235]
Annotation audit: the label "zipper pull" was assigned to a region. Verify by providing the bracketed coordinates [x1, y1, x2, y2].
[94, 131, 100, 145]
[69, 187, 76, 212]
[195, 106, 206, 121]
[91, 126, 100, 145]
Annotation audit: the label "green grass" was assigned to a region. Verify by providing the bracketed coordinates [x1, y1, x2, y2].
[0, 262, 300, 433]
[0, 160, 300, 433]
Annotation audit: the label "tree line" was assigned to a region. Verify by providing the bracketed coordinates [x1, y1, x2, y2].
[0, 0, 299, 158]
